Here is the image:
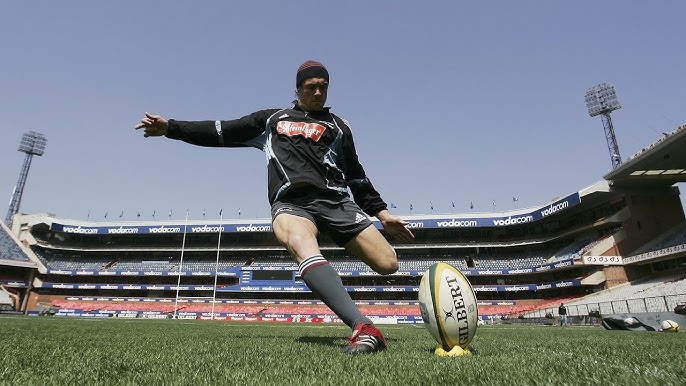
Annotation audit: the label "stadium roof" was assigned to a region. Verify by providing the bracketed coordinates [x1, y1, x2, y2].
[604, 124, 686, 189]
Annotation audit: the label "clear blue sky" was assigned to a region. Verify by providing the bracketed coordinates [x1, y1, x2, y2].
[1, 1, 685, 221]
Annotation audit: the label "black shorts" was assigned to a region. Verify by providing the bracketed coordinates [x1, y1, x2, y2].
[271, 188, 373, 246]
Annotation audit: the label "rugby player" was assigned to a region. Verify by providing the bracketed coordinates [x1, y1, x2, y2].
[135, 60, 414, 354]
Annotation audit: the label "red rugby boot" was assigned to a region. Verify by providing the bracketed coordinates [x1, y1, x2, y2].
[342, 323, 387, 354]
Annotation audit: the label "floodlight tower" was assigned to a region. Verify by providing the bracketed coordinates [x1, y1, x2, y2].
[5, 131, 47, 227]
[585, 83, 622, 170]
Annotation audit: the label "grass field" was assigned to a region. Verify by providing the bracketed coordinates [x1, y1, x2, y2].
[1, 316, 684, 386]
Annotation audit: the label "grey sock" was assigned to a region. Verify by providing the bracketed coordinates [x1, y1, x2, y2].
[298, 255, 372, 329]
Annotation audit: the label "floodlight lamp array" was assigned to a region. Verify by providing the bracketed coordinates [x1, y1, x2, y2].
[585, 83, 621, 117]
[18, 131, 47, 156]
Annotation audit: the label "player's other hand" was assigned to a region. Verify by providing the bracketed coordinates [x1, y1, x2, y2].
[377, 210, 415, 243]
[135, 112, 169, 137]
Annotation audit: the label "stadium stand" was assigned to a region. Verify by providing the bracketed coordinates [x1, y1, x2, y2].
[0, 222, 36, 315]
[8, 129, 686, 323]
[0, 222, 31, 262]
[0, 285, 18, 311]
[523, 272, 686, 321]
[567, 274, 686, 308]
[18, 200, 625, 322]
[14, 210, 686, 323]
[633, 223, 686, 254]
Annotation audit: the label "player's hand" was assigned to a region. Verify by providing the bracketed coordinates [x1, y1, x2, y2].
[134, 112, 169, 137]
[377, 210, 415, 242]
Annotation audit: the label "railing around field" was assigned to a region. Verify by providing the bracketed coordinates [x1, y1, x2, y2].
[512, 293, 686, 326]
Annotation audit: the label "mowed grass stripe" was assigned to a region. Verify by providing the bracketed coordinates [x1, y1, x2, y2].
[1, 316, 684, 386]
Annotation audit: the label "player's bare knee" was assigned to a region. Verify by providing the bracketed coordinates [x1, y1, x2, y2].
[374, 257, 398, 275]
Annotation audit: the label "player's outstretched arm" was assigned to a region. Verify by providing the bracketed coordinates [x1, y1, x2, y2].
[134, 112, 169, 138]
[376, 209, 415, 242]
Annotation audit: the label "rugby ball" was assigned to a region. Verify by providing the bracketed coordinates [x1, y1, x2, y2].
[660, 319, 679, 332]
[418, 262, 479, 350]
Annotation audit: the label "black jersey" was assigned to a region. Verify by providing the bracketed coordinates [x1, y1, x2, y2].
[165, 103, 387, 216]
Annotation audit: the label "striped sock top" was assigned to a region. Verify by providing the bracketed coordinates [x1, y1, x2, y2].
[298, 255, 328, 277]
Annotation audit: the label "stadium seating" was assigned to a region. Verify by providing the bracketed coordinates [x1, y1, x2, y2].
[525, 274, 686, 318]
[50, 297, 568, 319]
[0, 223, 30, 262]
[33, 229, 612, 276]
[29, 221, 628, 325]
[49, 298, 421, 317]
[546, 234, 599, 263]
[0, 287, 16, 310]
[570, 274, 686, 305]
[34, 249, 247, 272]
[647, 224, 686, 251]
[32, 231, 608, 275]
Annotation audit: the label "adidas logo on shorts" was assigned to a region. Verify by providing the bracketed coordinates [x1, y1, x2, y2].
[355, 212, 367, 224]
[274, 207, 293, 215]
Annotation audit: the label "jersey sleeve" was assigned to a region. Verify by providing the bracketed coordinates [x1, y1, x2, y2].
[337, 118, 388, 216]
[165, 109, 278, 148]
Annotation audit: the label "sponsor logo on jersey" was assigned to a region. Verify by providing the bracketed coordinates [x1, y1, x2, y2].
[276, 121, 326, 141]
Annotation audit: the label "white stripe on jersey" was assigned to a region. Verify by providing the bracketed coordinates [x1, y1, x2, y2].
[215, 121, 224, 146]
